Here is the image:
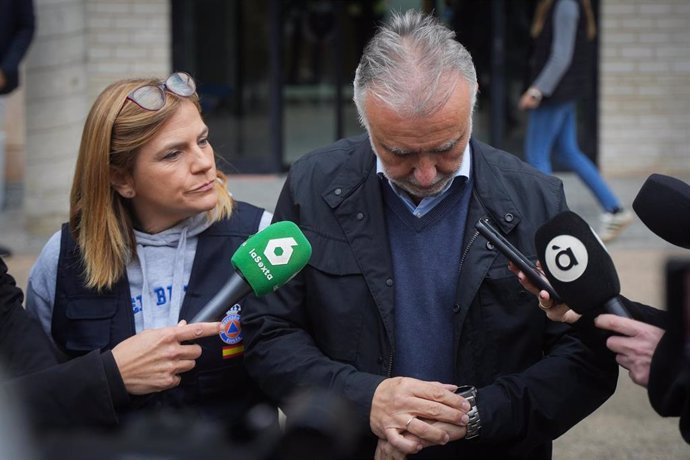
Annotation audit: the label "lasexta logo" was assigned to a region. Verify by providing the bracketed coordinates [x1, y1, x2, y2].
[544, 235, 588, 282]
[263, 237, 298, 266]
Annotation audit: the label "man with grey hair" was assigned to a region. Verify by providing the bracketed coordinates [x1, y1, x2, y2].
[243, 9, 616, 459]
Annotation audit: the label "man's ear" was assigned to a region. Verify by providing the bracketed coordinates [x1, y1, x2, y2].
[111, 168, 135, 199]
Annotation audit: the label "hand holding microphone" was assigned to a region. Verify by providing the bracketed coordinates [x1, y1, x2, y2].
[507, 260, 582, 324]
[191, 221, 312, 323]
[534, 211, 632, 319]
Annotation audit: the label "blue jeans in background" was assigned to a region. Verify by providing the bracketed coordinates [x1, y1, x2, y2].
[525, 101, 621, 213]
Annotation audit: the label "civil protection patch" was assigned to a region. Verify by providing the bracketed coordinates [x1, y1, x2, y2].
[219, 304, 243, 345]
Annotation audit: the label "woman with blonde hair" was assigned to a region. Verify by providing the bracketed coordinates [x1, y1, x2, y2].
[25, 72, 272, 425]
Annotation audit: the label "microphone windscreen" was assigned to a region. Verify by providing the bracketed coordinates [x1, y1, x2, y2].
[632, 173, 690, 249]
[232, 220, 312, 296]
[534, 211, 620, 315]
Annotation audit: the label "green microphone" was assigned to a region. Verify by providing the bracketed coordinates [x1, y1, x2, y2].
[191, 221, 312, 323]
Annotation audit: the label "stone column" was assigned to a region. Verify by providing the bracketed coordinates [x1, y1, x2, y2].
[24, 0, 88, 236]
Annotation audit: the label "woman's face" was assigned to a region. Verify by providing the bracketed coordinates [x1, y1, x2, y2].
[115, 99, 219, 233]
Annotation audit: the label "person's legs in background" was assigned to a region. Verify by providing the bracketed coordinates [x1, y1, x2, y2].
[524, 103, 565, 174]
[552, 102, 633, 242]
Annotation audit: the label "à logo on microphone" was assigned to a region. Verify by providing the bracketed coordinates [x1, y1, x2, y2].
[248, 237, 299, 280]
[544, 235, 589, 282]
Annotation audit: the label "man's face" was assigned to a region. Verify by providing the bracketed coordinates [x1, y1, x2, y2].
[365, 79, 473, 203]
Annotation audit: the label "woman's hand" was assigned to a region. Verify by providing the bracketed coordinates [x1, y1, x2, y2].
[112, 320, 221, 395]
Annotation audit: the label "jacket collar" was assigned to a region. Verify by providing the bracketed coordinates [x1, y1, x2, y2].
[322, 134, 376, 209]
[322, 135, 523, 230]
[469, 138, 522, 234]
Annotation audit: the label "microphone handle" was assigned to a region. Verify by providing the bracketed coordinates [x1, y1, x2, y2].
[190, 274, 253, 323]
[603, 296, 633, 319]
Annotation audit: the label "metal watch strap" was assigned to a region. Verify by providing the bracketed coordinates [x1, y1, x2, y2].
[457, 385, 481, 440]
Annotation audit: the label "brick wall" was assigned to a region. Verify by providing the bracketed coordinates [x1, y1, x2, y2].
[85, 0, 170, 102]
[600, 0, 690, 175]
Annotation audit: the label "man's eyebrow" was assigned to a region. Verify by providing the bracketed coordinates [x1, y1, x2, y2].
[429, 138, 460, 153]
[381, 143, 414, 156]
[383, 137, 462, 156]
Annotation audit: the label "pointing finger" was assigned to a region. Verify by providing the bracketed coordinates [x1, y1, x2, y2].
[174, 322, 221, 342]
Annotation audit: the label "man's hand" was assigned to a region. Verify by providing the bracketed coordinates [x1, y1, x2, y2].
[370, 377, 469, 455]
[594, 314, 665, 387]
[112, 320, 221, 395]
[374, 418, 467, 459]
[508, 261, 582, 324]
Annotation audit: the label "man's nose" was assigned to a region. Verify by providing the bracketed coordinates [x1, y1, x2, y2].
[414, 155, 437, 187]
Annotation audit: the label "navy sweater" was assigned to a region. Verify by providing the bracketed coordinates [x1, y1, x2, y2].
[384, 178, 472, 382]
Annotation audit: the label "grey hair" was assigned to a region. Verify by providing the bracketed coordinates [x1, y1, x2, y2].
[353, 9, 478, 129]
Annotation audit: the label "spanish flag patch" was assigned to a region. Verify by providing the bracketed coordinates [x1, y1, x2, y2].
[222, 344, 244, 359]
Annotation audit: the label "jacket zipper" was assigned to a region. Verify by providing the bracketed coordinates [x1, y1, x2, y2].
[459, 227, 481, 273]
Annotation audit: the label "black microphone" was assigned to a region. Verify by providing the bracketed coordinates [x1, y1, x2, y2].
[191, 221, 312, 323]
[534, 211, 632, 318]
[632, 173, 690, 249]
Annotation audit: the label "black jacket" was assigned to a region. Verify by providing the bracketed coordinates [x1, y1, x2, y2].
[1, 256, 126, 428]
[0, 0, 35, 95]
[242, 135, 618, 459]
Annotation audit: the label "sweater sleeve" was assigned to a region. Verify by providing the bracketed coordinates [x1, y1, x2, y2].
[24, 230, 62, 341]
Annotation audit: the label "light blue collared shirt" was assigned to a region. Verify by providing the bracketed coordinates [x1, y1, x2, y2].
[377, 142, 472, 218]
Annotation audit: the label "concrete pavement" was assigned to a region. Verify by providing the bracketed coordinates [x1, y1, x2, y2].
[1, 171, 689, 458]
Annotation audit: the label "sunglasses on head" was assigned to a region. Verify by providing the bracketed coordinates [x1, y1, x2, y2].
[124, 72, 196, 111]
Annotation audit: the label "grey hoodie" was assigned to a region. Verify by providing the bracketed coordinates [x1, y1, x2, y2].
[25, 211, 271, 340]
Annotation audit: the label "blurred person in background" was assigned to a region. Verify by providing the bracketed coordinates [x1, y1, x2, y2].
[519, 0, 633, 243]
[0, 0, 35, 257]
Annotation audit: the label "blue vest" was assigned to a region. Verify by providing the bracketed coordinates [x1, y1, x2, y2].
[52, 201, 269, 423]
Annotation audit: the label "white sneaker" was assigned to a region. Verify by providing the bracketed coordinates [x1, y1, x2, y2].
[599, 209, 634, 243]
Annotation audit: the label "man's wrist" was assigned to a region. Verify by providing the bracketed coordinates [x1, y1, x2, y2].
[457, 385, 481, 439]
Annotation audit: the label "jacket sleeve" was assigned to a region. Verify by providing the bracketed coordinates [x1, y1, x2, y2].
[4, 349, 128, 429]
[475, 322, 618, 451]
[0, 256, 57, 375]
[1, 257, 128, 428]
[0, 0, 35, 93]
[242, 175, 386, 425]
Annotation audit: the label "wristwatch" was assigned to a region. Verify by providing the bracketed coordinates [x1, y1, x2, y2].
[456, 385, 481, 440]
